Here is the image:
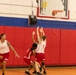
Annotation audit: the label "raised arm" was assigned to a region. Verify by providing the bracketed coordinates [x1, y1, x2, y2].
[37, 26, 41, 43]
[40, 27, 43, 39]
[40, 27, 46, 42]
[7, 41, 20, 58]
[32, 31, 36, 43]
[40, 27, 45, 36]
[42, 27, 45, 36]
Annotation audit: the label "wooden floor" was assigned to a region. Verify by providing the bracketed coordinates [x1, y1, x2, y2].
[1, 67, 76, 75]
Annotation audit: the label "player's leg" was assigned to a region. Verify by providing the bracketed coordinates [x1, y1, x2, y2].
[0, 55, 3, 66]
[0, 53, 9, 75]
[24, 57, 32, 75]
[35, 61, 42, 75]
[41, 61, 47, 74]
[2, 61, 7, 75]
[24, 57, 36, 75]
[40, 53, 47, 74]
[35, 53, 43, 74]
[25, 61, 35, 75]
[32, 61, 37, 74]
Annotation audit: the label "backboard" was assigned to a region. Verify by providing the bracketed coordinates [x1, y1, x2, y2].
[37, 0, 69, 19]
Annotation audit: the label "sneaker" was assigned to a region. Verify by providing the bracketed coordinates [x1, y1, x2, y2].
[44, 70, 47, 74]
[32, 71, 36, 74]
[39, 67, 42, 72]
[2, 73, 4, 75]
[36, 72, 42, 75]
[25, 70, 31, 75]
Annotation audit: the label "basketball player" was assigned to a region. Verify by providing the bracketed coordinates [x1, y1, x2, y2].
[39, 27, 47, 74]
[35, 26, 46, 74]
[0, 33, 19, 75]
[24, 42, 37, 75]
[32, 26, 47, 75]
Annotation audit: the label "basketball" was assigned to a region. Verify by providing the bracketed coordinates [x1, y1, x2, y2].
[52, 10, 57, 16]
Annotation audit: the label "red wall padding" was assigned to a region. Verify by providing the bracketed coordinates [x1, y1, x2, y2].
[1, 26, 76, 66]
[60, 29, 76, 65]
[45, 29, 60, 65]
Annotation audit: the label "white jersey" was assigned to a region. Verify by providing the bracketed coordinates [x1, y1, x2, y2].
[0, 40, 10, 54]
[36, 41, 46, 53]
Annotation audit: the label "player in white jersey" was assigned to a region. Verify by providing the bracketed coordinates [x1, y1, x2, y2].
[36, 39, 46, 53]
[0, 33, 19, 75]
[32, 27, 46, 75]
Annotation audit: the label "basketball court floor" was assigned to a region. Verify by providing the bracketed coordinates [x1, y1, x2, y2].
[0, 67, 76, 75]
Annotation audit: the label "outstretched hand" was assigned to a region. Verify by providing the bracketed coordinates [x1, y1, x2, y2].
[40, 27, 43, 32]
[15, 53, 20, 58]
[32, 31, 35, 35]
[37, 26, 39, 30]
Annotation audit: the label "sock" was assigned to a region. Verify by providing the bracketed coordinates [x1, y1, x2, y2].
[39, 67, 42, 72]
[2, 73, 4, 75]
[44, 68, 47, 72]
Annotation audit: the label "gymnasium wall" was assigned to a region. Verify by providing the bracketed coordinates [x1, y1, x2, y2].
[0, 0, 37, 18]
[0, 0, 76, 20]
[0, 0, 76, 66]
[0, 18, 76, 66]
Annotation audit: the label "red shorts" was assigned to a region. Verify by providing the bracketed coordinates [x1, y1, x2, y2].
[24, 55, 35, 65]
[0, 52, 9, 62]
[35, 53, 45, 63]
